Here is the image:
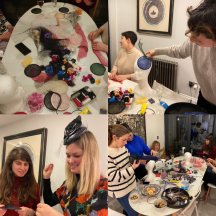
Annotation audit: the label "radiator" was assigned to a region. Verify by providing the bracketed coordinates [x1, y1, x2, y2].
[148, 58, 178, 91]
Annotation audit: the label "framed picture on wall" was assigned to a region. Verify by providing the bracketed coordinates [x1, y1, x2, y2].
[137, 0, 174, 35]
[2, 128, 47, 194]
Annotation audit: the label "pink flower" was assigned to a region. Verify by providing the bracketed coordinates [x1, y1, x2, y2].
[27, 92, 44, 113]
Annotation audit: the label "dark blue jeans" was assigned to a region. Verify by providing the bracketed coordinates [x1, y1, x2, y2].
[117, 193, 138, 216]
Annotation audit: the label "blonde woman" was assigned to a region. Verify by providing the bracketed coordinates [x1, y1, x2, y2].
[36, 116, 107, 216]
[151, 140, 166, 159]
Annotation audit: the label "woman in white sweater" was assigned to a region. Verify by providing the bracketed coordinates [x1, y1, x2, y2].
[108, 124, 140, 216]
[109, 31, 142, 82]
[146, 0, 216, 113]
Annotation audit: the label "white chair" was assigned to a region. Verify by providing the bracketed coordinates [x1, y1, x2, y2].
[205, 183, 216, 201]
[177, 181, 204, 216]
[178, 197, 199, 216]
[108, 207, 125, 216]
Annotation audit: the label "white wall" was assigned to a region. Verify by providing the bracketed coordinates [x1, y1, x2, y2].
[145, 114, 165, 149]
[0, 115, 108, 193]
[109, 0, 201, 97]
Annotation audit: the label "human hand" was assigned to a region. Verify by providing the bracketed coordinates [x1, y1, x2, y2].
[0, 31, 12, 41]
[84, 0, 95, 6]
[43, 164, 54, 179]
[6, 24, 14, 33]
[0, 204, 6, 216]
[17, 207, 34, 216]
[36, 203, 62, 216]
[75, 0, 82, 3]
[207, 158, 214, 163]
[140, 160, 146, 165]
[115, 74, 131, 82]
[88, 30, 100, 41]
[92, 41, 108, 53]
[145, 49, 156, 58]
[206, 162, 214, 168]
[108, 71, 117, 80]
[132, 160, 140, 170]
[150, 150, 158, 156]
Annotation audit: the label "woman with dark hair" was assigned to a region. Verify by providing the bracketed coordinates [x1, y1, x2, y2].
[108, 124, 140, 216]
[109, 31, 142, 82]
[36, 116, 107, 216]
[0, 147, 40, 216]
[146, 0, 216, 113]
[198, 134, 216, 159]
[202, 157, 216, 199]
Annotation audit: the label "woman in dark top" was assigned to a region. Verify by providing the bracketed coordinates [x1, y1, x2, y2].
[198, 134, 216, 159]
[0, 147, 40, 216]
[36, 116, 107, 216]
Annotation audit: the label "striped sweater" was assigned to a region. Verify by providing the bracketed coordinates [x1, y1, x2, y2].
[108, 146, 136, 198]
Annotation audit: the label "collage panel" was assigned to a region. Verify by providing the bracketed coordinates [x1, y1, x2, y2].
[108, 0, 216, 115]
[108, 114, 216, 216]
[0, 0, 108, 114]
[1, 0, 216, 216]
[0, 114, 108, 215]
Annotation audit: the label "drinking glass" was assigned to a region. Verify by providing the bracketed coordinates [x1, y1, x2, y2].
[51, 0, 57, 7]
[37, 0, 44, 9]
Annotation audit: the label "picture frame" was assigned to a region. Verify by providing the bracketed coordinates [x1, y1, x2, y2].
[2, 128, 47, 194]
[137, 0, 174, 35]
[108, 114, 146, 142]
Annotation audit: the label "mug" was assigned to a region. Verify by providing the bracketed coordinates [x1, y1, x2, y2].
[51, 0, 57, 7]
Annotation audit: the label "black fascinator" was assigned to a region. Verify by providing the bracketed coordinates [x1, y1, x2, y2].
[64, 115, 87, 145]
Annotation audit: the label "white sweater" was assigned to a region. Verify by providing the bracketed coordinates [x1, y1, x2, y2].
[155, 39, 216, 105]
[108, 146, 136, 198]
[111, 47, 143, 75]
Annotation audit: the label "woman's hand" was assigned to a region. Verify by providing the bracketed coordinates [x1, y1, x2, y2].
[150, 150, 157, 156]
[207, 158, 216, 165]
[132, 160, 140, 170]
[108, 71, 117, 80]
[140, 160, 146, 165]
[145, 49, 156, 58]
[114, 74, 130, 82]
[88, 29, 100, 41]
[36, 203, 63, 216]
[92, 41, 108, 53]
[0, 204, 6, 216]
[43, 164, 54, 179]
[17, 207, 35, 216]
[6, 24, 14, 33]
[206, 162, 214, 168]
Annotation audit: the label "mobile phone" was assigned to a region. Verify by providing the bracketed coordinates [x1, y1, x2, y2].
[0, 204, 21, 210]
[15, 42, 31, 55]
[143, 181, 150, 185]
[71, 86, 96, 108]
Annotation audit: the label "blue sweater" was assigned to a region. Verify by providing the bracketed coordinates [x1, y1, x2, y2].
[125, 135, 151, 157]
